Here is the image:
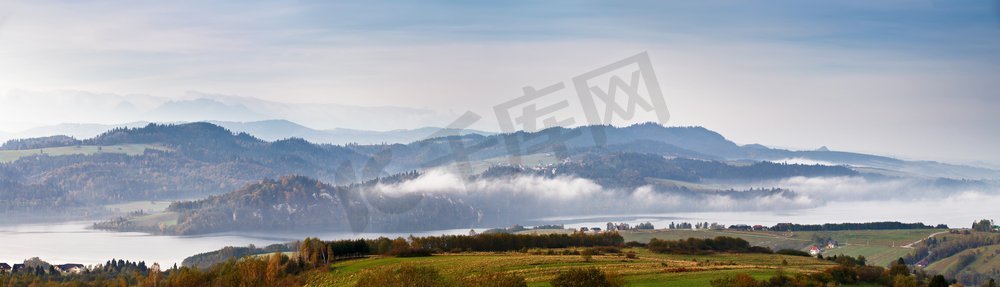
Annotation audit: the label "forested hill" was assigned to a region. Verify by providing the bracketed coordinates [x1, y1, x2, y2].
[163, 175, 478, 234]
[0, 123, 373, 218]
[480, 153, 859, 188]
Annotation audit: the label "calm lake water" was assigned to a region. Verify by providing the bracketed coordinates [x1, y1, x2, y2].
[1, 196, 997, 267]
[0, 222, 469, 267]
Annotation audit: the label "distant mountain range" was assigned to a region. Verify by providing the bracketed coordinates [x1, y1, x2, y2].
[0, 120, 492, 145]
[0, 91, 459, 131]
[1, 122, 997, 230]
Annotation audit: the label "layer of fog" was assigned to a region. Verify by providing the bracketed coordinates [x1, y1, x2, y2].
[364, 170, 997, 226]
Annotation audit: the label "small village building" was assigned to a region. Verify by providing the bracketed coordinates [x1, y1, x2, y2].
[56, 264, 86, 274]
[809, 246, 821, 256]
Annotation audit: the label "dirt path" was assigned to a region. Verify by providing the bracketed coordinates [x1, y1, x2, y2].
[902, 231, 950, 248]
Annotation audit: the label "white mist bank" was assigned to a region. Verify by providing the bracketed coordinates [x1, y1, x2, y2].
[366, 170, 997, 222]
[368, 170, 818, 215]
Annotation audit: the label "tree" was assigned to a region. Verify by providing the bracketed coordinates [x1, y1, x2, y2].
[893, 274, 916, 287]
[888, 258, 909, 277]
[145, 263, 161, 287]
[236, 258, 267, 287]
[928, 275, 948, 287]
[326, 244, 335, 264]
[266, 252, 282, 284]
[972, 219, 995, 232]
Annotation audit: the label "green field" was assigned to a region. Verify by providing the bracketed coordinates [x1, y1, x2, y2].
[130, 211, 180, 227]
[0, 144, 170, 163]
[306, 248, 835, 287]
[618, 229, 944, 267]
[820, 245, 913, 267]
[104, 200, 175, 213]
[926, 244, 1000, 275]
[791, 229, 945, 248]
[439, 152, 560, 175]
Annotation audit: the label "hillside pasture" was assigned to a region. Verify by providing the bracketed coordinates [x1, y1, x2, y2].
[307, 248, 835, 287]
[0, 144, 170, 163]
[926, 244, 1000, 276]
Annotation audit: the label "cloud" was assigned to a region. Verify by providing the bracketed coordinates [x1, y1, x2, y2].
[1, 1, 998, 164]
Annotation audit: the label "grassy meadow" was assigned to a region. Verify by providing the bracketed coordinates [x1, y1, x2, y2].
[926, 244, 1000, 275]
[307, 248, 835, 287]
[0, 144, 170, 163]
[618, 229, 945, 267]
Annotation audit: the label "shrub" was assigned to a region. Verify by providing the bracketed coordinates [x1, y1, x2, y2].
[624, 241, 646, 248]
[592, 246, 621, 254]
[776, 249, 811, 257]
[461, 272, 527, 287]
[709, 274, 760, 287]
[391, 248, 433, 257]
[550, 268, 622, 287]
[581, 249, 594, 262]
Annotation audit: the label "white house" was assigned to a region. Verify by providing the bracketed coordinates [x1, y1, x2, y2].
[809, 246, 821, 256]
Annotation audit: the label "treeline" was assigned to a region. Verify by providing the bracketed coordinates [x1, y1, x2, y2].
[770, 221, 946, 232]
[408, 232, 624, 253]
[480, 224, 565, 234]
[646, 236, 772, 255]
[0, 135, 80, 150]
[182, 243, 294, 269]
[0, 257, 173, 287]
[182, 232, 624, 269]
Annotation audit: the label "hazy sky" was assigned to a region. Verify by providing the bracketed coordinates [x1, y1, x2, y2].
[0, 1, 998, 164]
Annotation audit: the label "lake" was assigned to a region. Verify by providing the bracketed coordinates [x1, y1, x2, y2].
[0, 221, 469, 267]
[1, 196, 997, 267]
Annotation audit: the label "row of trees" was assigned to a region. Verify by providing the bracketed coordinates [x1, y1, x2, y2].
[770, 221, 945, 232]
[408, 232, 625, 253]
[646, 236, 772, 255]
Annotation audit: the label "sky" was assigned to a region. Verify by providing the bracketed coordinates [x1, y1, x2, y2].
[0, 0, 998, 165]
